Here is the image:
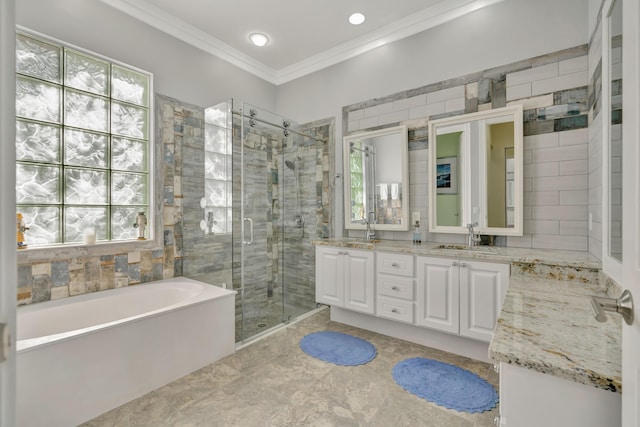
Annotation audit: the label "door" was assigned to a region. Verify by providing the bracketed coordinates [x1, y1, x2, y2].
[416, 256, 459, 334]
[343, 249, 375, 314]
[239, 103, 286, 341]
[621, 0, 640, 424]
[315, 246, 343, 306]
[459, 260, 509, 342]
[0, 1, 17, 425]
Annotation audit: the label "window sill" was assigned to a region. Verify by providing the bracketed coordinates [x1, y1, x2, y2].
[16, 238, 162, 264]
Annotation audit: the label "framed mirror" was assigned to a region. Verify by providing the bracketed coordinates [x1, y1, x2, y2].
[428, 105, 523, 236]
[343, 125, 409, 231]
[602, 0, 623, 280]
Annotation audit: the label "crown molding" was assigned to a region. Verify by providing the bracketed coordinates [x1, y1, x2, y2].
[100, 0, 279, 82]
[274, 0, 503, 85]
[101, 0, 503, 86]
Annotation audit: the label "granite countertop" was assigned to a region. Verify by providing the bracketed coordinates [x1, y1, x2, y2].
[313, 238, 601, 269]
[488, 275, 622, 393]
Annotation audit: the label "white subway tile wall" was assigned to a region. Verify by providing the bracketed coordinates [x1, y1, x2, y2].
[343, 45, 596, 251]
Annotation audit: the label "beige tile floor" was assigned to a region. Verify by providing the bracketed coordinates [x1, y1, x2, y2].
[83, 308, 499, 426]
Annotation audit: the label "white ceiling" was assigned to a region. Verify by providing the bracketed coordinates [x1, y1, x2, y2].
[100, 0, 502, 85]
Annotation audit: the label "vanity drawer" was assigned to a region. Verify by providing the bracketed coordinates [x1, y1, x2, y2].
[377, 253, 414, 277]
[377, 296, 414, 324]
[377, 273, 414, 300]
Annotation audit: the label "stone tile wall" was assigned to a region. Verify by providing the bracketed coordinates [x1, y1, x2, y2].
[17, 94, 334, 328]
[16, 94, 184, 305]
[343, 45, 593, 252]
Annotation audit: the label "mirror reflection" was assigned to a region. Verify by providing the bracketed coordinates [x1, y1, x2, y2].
[344, 125, 409, 231]
[429, 105, 523, 236]
[607, 0, 623, 262]
[435, 127, 464, 227]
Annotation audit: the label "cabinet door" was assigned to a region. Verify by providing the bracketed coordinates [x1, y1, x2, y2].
[416, 256, 459, 334]
[459, 260, 510, 342]
[315, 246, 344, 306]
[343, 249, 375, 314]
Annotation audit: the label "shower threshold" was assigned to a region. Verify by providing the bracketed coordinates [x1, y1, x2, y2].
[236, 305, 328, 350]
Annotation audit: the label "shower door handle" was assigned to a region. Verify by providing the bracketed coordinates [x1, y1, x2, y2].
[243, 217, 254, 245]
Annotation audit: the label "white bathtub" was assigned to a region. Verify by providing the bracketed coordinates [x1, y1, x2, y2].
[17, 277, 236, 427]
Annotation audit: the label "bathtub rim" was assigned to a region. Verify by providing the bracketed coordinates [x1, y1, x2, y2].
[17, 277, 236, 354]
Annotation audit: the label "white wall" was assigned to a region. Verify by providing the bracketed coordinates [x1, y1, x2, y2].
[276, 0, 588, 129]
[16, 0, 277, 110]
[589, 0, 604, 40]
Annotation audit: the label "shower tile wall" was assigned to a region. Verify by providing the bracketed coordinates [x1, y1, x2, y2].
[165, 97, 234, 288]
[343, 45, 593, 252]
[284, 121, 334, 310]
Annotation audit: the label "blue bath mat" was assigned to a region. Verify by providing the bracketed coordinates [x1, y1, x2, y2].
[392, 357, 498, 413]
[299, 331, 376, 366]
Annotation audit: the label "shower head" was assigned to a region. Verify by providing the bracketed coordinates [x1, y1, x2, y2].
[285, 160, 296, 171]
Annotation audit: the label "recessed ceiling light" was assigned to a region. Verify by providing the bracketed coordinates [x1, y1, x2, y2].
[249, 32, 270, 47]
[349, 12, 366, 25]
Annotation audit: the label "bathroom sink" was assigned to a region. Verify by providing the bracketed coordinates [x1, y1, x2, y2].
[434, 244, 498, 254]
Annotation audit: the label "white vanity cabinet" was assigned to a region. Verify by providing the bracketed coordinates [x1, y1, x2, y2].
[315, 246, 375, 314]
[416, 256, 509, 342]
[376, 252, 415, 324]
[460, 260, 510, 341]
[415, 256, 459, 334]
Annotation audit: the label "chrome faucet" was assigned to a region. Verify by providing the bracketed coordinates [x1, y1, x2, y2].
[362, 211, 376, 241]
[467, 223, 480, 249]
[207, 211, 217, 234]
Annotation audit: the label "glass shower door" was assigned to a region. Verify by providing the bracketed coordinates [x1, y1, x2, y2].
[239, 102, 286, 341]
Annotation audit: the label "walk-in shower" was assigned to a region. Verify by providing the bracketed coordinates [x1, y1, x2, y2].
[176, 98, 331, 343]
[236, 103, 325, 341]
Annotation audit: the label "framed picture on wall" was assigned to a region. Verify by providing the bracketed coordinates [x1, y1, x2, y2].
[436, 157, 457, 194]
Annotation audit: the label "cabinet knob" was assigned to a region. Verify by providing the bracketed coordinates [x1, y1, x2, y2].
[337, 250, 344, 255]
[343, 251, 348, 256]
[452, 261, 459, 267]
[391, 286, 399, 291]
[391, 308, 399, 313]
[391, 262, 399, 267]
[460, 262, 467, 268]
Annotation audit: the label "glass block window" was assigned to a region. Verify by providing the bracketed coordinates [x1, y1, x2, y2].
[203, 101, 233, 234]
[15, 32, 151, 246]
